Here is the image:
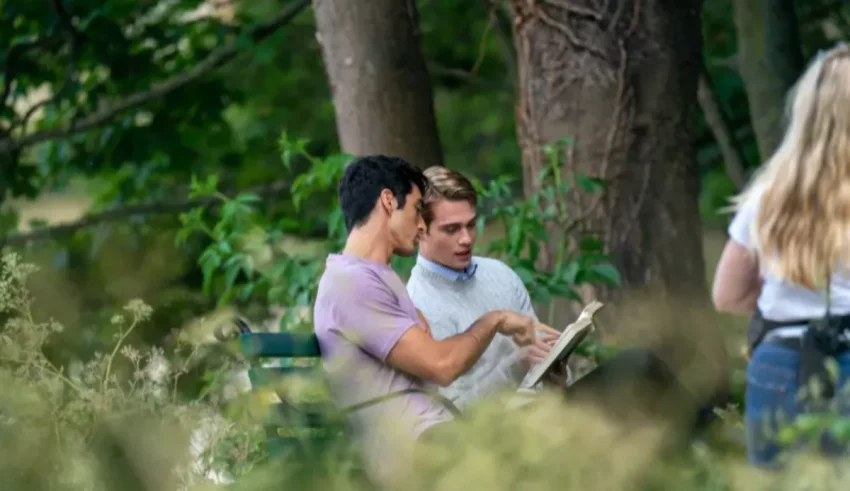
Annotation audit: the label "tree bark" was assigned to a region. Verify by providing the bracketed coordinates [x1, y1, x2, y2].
[512, 0, 707, 302]
[512, 0, 729, 405]
[312, 0, 444, 168]
[733, 0, 804, 160]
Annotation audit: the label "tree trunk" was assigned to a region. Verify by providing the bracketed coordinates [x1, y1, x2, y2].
[512, 0, 707, 302]
[733, 0, 804, 160]
[512, 0, 730, 404]
[312, 0, 444, 168]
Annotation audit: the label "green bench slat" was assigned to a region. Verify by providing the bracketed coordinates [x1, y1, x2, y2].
[237, 328, 341, 463]
[235, 324, 447, 482]
[239, 332, 321, 358]
[265, 402, 337, 428]
[247, 366, 319, 388]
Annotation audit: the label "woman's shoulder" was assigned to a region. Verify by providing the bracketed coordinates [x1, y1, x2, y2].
[728, 186, 766, 247]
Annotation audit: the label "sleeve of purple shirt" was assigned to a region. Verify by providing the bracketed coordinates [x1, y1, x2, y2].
[333, 270, 420, 362]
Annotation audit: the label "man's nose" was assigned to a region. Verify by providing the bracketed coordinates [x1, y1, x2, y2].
[458, 229, 472, 245]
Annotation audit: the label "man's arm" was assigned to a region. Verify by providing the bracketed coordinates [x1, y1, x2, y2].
[336, 272, 536, 388]
[415, 308, 432, 336]
[386, 310, 508, 387]
[503, 264, 548, 383]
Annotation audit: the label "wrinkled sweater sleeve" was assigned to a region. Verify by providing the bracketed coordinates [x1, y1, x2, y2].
[406, 260, 557, 410]
[444, 264, 542, 405]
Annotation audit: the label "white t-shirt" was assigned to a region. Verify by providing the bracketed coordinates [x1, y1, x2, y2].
[728, 192, 850, 321]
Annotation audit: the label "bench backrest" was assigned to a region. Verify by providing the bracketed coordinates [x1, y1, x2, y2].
[232, 318, 462, 464]
[235, 323, 343, 458]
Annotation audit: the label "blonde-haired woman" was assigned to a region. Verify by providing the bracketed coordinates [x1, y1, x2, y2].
[713, 43, 850, 467]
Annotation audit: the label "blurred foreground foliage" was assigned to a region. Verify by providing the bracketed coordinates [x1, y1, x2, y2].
[3, 240, 850, 490]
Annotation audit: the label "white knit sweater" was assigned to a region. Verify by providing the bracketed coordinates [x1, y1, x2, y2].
[406, 256, 540, 410]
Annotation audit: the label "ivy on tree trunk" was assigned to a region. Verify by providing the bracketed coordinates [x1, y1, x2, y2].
[511, 0, 708, 302]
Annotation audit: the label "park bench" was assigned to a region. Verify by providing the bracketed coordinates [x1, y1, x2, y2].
[222, 318, 462, 479]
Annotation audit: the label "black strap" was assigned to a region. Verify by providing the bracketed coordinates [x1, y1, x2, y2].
[799, 272, 841, 400]
[752, 272, 849, 402]
[340, 388, 463, 418]
[748, 275, 850, 400]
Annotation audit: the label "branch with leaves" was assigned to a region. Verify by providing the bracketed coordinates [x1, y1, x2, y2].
[0, 179, 292, 247]
[0, 0, 310, 156]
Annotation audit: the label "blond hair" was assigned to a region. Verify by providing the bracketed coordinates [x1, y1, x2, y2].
[731, 44, 850, 289]
[421, 166, 477, 226]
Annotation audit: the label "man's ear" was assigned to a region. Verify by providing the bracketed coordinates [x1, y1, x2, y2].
[378, 189, 396, 215]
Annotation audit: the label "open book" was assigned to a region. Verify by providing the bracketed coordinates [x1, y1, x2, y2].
[518, 300, 605, 391]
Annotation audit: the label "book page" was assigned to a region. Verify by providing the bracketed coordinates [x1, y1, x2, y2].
[518, 301, 604, 390]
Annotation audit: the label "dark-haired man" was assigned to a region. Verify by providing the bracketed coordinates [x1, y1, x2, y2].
[312, 155, 558, 487]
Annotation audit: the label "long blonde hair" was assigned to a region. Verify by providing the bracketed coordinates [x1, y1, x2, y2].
[731, 44, 850, 289]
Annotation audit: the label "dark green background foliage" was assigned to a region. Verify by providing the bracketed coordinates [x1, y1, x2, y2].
[2, 0, 850, 487]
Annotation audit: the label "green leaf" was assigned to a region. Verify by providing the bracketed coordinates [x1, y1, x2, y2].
[579, 237, 604, 252]
[532, 288, 551, 305]
[224, 262, 240, 290]
[201, 259, 219, 295]
[591, 263, 622, 286]
[513, 266, 535, 286]
[217, 288, 235, 308]
[190, 174, 219, 199]
[243, 254, 255, 279]
[217, 240, 232, 256]
[527, 240, 540, 264]
[576, 175, 606, 193]
[507, 221, 523, 255]
[268, 285, 285, 304]
[550, 283, 581, 301]
[239, 283, 255, 302]
[175, 228, 191, 247]
[236, 193, 262, 203]
[560, 261, 580, 284]
[279, 309, 297, 331]
[555, 137, 574, 149]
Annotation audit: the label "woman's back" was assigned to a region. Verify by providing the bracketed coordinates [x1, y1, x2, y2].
[728, 190, 850, 322]
[712, 43, 850, 468]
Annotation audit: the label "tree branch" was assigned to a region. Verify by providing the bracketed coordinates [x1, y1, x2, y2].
[489, 0, 518, 85]
[697, 64, 748, 190]
[0, 179, 293, 248]
[52, 0, 84, 42]
[9, 0, 84, 136]
[0, 0, 310, 155]
[0, 37, 62, 118]
[427, 62, 512, 91]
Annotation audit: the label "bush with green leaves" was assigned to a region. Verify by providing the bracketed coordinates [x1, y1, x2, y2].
[471, 138, 621, 307]
[173, 133, 850, 488]
[178, 134, 623, 338]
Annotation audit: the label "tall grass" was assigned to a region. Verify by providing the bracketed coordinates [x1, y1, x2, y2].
[2, 248, 850, 489]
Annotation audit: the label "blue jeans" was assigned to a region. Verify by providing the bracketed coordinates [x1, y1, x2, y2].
[745, 341, 850, 466]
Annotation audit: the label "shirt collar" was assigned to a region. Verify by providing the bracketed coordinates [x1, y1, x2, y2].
[416, 254, 478, 281]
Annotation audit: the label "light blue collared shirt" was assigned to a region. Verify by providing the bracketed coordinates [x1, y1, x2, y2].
[416, 254, 478, 281]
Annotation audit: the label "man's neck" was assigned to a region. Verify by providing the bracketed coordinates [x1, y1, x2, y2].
[416, 253, 478, 281]
[419, 252, 461, 273]
[342, 225, 394, 264]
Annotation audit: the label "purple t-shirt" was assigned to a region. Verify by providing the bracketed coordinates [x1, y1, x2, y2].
[313, 254, 453, 485]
